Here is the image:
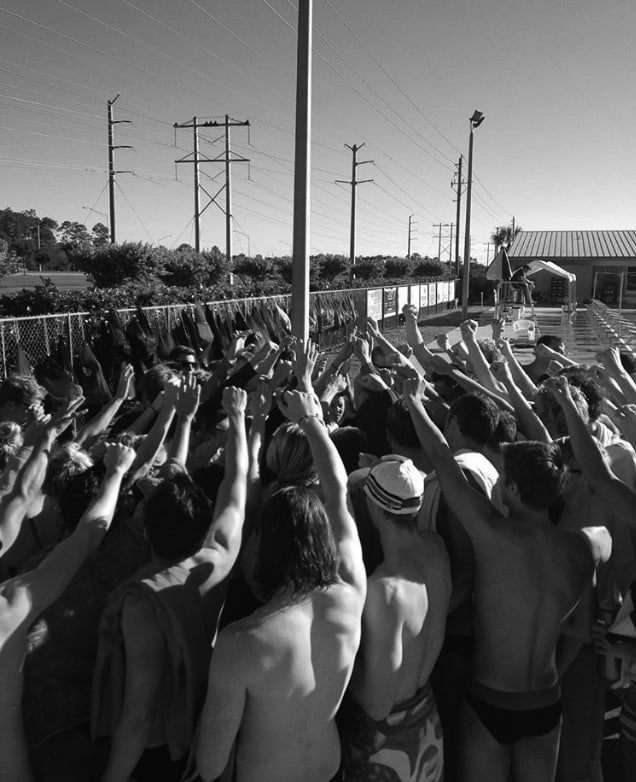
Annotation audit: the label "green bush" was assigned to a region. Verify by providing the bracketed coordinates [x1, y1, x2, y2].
[352, 257, 385, 280]
[412, 258, 447, 278]
[75, 242, 160, 287]
[384, 257, 414, 278]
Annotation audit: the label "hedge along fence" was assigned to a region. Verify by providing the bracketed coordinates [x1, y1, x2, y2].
[0, 280, 458, 379]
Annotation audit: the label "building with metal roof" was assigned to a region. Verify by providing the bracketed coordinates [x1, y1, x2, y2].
[508, 230, 636, 306]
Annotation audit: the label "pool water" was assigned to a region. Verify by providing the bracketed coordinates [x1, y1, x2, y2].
[515, 307, 610, 366]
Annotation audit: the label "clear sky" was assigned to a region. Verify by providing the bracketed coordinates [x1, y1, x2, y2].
[0, 0, 634, 264]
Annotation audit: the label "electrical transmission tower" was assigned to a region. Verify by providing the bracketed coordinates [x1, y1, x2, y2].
[174, 115, 250, 256]
[336, 143, 373, 273]
[107, 94, 133, 244]
[433, 223, 454, 272]
[451, 156, 465, 276]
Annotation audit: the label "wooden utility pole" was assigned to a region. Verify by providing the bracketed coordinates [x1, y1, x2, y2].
[107, 94, 132, 244]
[452, 156, 463, 276]
[336, 143, 373, 274]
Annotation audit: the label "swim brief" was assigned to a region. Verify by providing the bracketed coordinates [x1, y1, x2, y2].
[464, 682, 562, 745]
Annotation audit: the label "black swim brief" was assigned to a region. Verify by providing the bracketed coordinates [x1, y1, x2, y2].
[465, 682, 562, 745]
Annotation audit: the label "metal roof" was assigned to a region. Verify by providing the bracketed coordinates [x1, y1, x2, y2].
[509, 231, 636, 261]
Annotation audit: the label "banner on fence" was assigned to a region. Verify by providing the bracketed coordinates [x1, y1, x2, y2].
[429, 284, 437, 307]
[436, 281, 446, 303]
[409, 285, 419, 309]
[367, 289, 383, 320]
[397, 286, 409, 316]
[420, 285, 429, 310]
[383, 287, 397, 318]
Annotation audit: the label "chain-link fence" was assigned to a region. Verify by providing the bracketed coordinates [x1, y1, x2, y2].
[0, 281, 458, 378]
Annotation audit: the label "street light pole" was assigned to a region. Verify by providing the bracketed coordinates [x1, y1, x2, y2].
[461, 110, 485, 319]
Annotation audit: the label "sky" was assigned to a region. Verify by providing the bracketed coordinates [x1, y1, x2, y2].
[0, 0, 634, 264]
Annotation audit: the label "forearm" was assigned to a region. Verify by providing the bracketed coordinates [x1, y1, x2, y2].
[130, 407, 175, 478]
[499, 343, 537, 399]
[76, 397, 124, 448]
[464, 338, 505, 395]
[169, 416, 193, 466]
[449, 369, 515, 414]
[245, 418, 265, 532]
[127, 406, 157, 435]
[501, 377, 550, 441]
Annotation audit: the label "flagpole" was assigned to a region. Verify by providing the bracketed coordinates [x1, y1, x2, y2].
[291, 0, 312, 342]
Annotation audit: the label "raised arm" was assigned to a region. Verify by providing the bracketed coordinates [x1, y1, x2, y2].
[129, 379, 179, 480]
[402, 305, 437, 370]
[491, 359, 551, 442]
[280, 389, 366, 593]
[203, 387, 248, 564]
[403, 379, 502, 543]
[598, 347, 636, 405]
[292, 338, 319, 393]
[0, 396, 85, 555]
[546, 376, 636, 530]
[367, 317, 413, 369]
[497, 337, 538, 399]
[23, 443, 135, 616]
[460, 319, 505, 395]
[76, 364, 133, 449]
[167, 374, 200, 468]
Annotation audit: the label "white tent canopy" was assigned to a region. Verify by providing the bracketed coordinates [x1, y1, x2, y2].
[524, 259, 576, 284]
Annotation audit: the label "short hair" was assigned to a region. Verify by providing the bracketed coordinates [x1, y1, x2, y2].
[371, 345, 387, 367]
[0, 375, 45, 408]
[256, 485, 338, 600]
[330, 426, 369, 475]
[534, 382, 589, 438]
[59, 465, 104, 532]
[143, 474, 211, 561]
[502, 440, 566, 510]
[386, 399, 421, 451]
[559, 367, 603, 421]
[264, 422, 316, 488]
[44, 442, 94, 498]
[491, 410, 518, 451]
[536, 335, 565, 354]
[0, 421, 22, 470]
[138, 364, 176, 404]
[169, 345, 197, 362]
[447, 393, 501, 448]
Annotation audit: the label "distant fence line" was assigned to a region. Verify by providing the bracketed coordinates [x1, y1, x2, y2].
[0, 280, 458, 378]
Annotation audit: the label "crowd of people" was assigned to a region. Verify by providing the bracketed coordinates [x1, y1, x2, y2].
[0, 301, 636, 782]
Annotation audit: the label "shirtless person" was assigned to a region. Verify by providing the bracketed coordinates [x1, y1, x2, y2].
[0, 435, 134, 782]
[340, 455, 451, 781]
[403, 379, 611, 782]
[195, 389, 366, 782]
[94, 386, 248, 782]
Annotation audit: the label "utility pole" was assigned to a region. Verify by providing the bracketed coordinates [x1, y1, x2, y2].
[107, 94, 132, 244]
[336, 143, 373, 274]
[433, 223, 452, 261]
[448, 223, 454, 272]
[174, 116, 249, 256]
[407, 214, 416, 258]
[451, 156, 464, 277]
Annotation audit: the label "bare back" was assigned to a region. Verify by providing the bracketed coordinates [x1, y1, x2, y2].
[226, 582, 362, 782]
[471, 517, 594, 692]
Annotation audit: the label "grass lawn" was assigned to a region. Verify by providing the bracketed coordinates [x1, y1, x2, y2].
[0, 272, 90, 291]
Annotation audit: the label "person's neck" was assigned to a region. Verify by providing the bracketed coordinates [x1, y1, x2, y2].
[378, 524, 422, 568]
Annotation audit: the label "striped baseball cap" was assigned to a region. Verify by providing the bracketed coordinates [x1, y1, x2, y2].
[364, 455, 424, 515]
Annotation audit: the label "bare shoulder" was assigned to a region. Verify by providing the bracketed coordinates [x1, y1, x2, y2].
[577, 525, 612, 566]
[120, 594, 165, 657]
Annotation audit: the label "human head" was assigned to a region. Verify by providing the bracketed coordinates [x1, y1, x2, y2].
[138, 364, 176, 405]
[501, 440, 566, 511]
[536, 334, 566, 356]
[328, 390, 354, 427]
[0, 375, 45, 425]
[386, 399, 421, 454]
[0, 421, 23, 470]
[192, 463, 225, 505]
[59, 465, 104, 533]
[142, 474, 211, 561]
[445, 393, 502, 451]
[256, 485, 338, 600]
[330, 426, 370, 474]
[264, 421, 316, 488]
[364, 455, 424, 529]
[534, 382, 589, 438]
[559, 367, 603, 421]
[168, 345, 198, 374]
[44, 442, 94, 498]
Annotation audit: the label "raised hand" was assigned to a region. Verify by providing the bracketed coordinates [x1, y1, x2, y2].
[115, 363, 134, 401]
[352, 336, 372, 364]
[402, 304, 418, 321]
[491, 317, 505, 342]
[222, 386, 248, 418]
[46, 395, 86, 439]
[366, 317, 381, 340]
[402, 377, 426, 401]
[103, 442, 136, 474]
[279, 389, 323, 424]
[162, 377, 181, 408]
[248, 379, 273, 419]
[175, 374, 201, 419]
[292, 339, 319, 386]
[460, 319, 479, 341]
[435, 333, 451, 351]
[356, 373, 389, 394]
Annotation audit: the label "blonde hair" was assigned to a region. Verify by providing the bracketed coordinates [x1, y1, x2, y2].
[265, 422, 317, 489]
[0, 421, 23, 470]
